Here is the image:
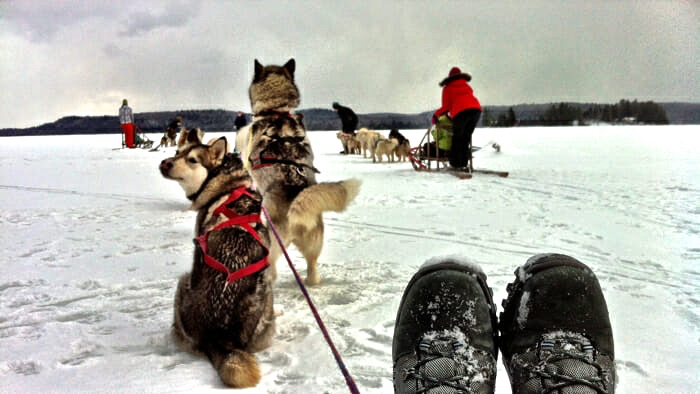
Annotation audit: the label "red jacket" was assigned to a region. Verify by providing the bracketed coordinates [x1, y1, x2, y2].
[434, 74, 481, 118]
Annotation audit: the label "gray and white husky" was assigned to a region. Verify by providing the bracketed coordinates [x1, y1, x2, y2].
[159, 137, 274, 388]
[239, 58, 361, 285]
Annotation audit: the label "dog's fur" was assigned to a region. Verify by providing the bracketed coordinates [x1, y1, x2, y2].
[177, 128, 206, 150]
[160, 126, 181, 147]
[347, 136, 362, 154]
[246, 58, 361, 285]
[374, 137, 399, 162]
[388, 128, 411, 161]
[356, 128, 379, 158]
[159, 138, 274, 388]
[336, 132, 361, 154]
[394, 139, 411, 162]
[357, 128, 385, 160]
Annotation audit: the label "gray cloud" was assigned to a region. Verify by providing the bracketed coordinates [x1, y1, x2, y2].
[0, 0, 697, 129]
[121, 1, 201, 36]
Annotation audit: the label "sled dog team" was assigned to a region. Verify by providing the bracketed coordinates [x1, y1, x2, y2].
[159, 59, 360, 388]
[340, 127, 411, 163]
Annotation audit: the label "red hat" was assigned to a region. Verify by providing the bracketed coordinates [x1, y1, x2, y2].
[449, 67, 461, 77]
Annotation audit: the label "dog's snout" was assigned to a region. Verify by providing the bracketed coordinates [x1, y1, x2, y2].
[160, 158, 173, 171]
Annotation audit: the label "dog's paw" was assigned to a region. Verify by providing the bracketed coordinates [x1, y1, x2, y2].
[304, 273, 321, 286]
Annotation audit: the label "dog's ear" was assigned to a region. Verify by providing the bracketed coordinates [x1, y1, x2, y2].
[254, 59, 263, 82]
[209, 137, 228, 162]
[284, 58, 295, 78]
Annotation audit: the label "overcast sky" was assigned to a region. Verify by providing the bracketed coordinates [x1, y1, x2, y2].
[0, 0, 697, 129]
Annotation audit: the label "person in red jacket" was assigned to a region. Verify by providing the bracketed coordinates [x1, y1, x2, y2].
[433, 67, 482, 169]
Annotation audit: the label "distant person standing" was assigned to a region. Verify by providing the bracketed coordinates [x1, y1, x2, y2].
[332, 101, 358, 154]
[433, 67, 481, 169]
[234, 112, 248, 131]
[168, 116, 183, 131]
[119, 99, 135, 148]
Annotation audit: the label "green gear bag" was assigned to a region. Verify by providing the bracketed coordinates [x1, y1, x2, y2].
[432, 115, 453, 151]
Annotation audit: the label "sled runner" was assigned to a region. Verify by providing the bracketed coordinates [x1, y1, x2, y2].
[407, 123, 508, 179]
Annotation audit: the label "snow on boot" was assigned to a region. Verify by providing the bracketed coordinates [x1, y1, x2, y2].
[393, 257, 498, 393]
[499, 254, 616, 394]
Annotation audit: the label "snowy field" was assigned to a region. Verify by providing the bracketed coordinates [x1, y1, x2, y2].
[1, 125, 698, 393]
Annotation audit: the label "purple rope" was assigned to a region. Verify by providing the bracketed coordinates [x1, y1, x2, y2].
[262, 206, 360, 394]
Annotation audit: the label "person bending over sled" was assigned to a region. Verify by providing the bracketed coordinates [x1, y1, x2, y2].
[333, 101, 358, 154]
[433, 67, 481, 170]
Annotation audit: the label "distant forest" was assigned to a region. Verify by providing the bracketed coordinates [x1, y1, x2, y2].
[1, 101, 698, 137]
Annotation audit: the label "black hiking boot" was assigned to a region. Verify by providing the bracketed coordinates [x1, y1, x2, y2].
[393, 258, 498, 393]
[499, 254, 616, 394]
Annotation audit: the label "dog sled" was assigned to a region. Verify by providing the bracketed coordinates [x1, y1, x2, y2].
[407, 121, 508, 179]
[133, 126, 154, 149]
[117, 125, 154, 150]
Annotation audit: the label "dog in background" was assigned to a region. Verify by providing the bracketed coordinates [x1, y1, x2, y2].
[177, 127, 206, 150]
[159, 116, 183, 147]
[394, 139, 411, 162]
[356, 128, 381, 158]
[246, 58, 361, 285]
[336, 132, 361, 154]
[389, 129, 411, 162]
[177, 127, 208, 152]
[159, 137, 274, 388]
[373, 137, 398, 163]
[357, 128, 386, 160]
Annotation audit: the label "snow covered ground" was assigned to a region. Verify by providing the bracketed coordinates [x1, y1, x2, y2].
[1, 125, 698, 393]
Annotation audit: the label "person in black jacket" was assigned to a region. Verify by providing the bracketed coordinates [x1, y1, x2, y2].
[234, 112, 248, 131]
[333, 102, 358, 154]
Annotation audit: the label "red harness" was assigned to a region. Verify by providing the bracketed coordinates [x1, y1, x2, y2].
[195, 187, 269, 288]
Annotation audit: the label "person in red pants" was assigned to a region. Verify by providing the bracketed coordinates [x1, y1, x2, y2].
[119, 99, 135, 148]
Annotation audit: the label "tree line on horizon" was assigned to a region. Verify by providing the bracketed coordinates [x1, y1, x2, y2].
[0, 100, 691, 137]
[482, 100, 670, 127]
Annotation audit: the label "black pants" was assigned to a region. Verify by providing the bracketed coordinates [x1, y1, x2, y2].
[449, 109, 481, 168]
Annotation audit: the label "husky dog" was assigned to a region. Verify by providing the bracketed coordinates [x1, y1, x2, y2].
[356, 128, 380, 158]
[358, 128, 385, 160]
[177, 127, 206, 150]
[347, 136, 362, 154]
[246, 58, 361, 285]
[394, 139, 411, 162]
[389, 129, 411, 163]
[159, 137, 274, 388]
[336, 131, 361, 154]
[160, 125, 182, 147]
[374, 137, 398, 163]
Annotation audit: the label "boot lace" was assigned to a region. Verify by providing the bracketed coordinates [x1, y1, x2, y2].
[513, 332, 612, 394]
[402, 333, 493, 394]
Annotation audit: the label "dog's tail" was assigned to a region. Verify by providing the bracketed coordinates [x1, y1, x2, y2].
[206, 346, 261, 388]
[288, 178, 361, 229]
